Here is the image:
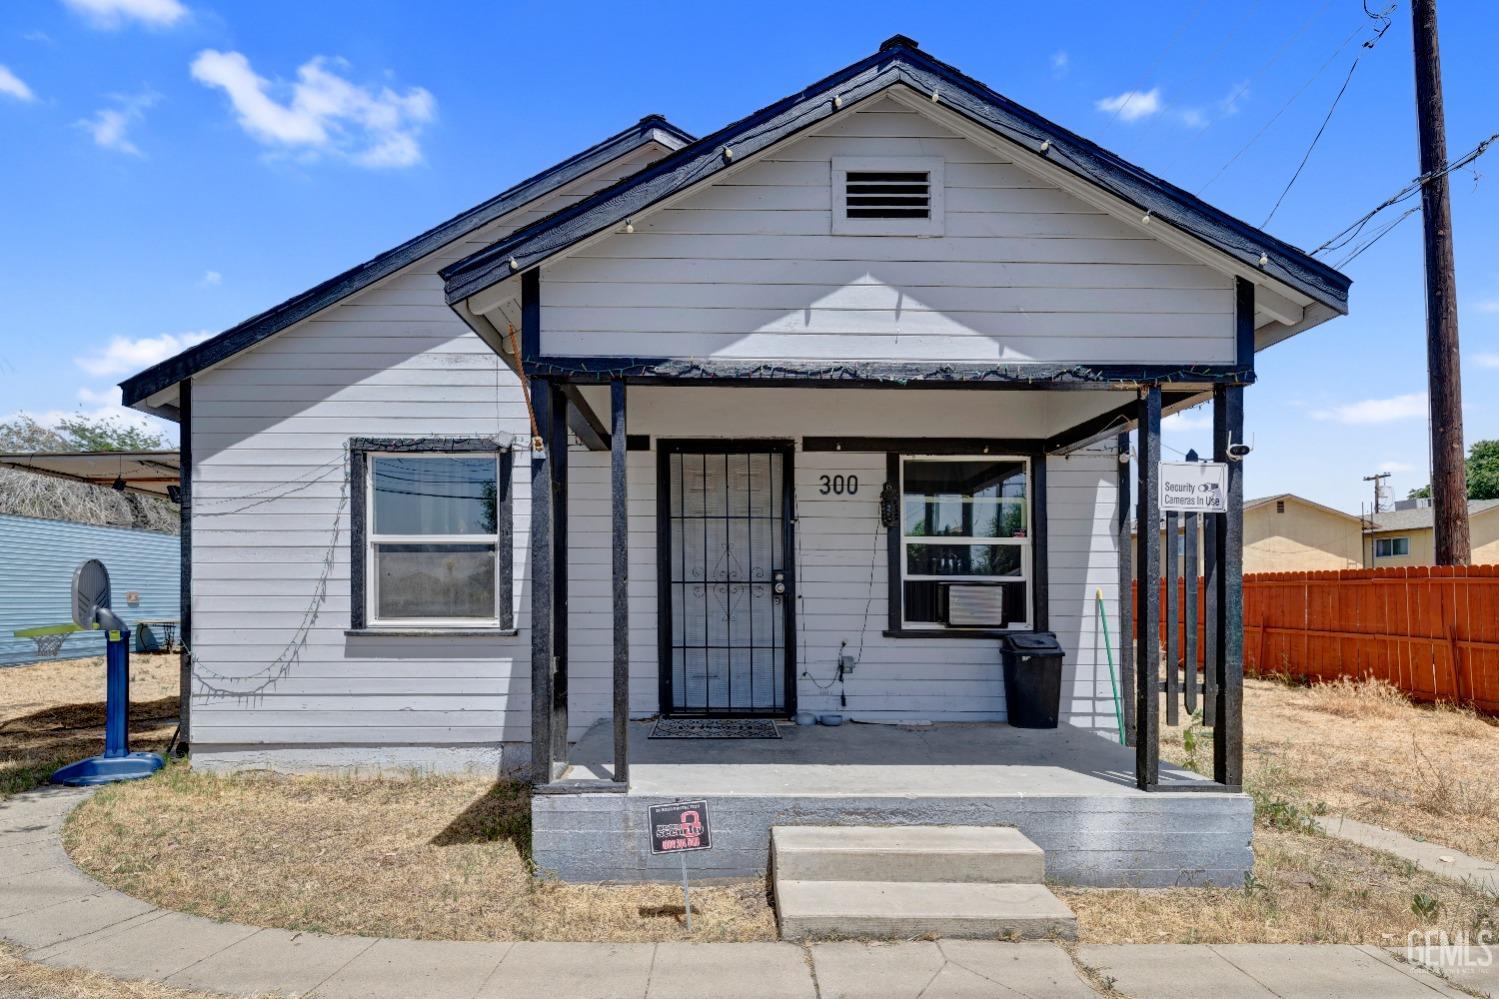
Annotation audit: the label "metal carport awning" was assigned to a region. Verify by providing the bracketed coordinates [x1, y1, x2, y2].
[0, 450, 181, 499]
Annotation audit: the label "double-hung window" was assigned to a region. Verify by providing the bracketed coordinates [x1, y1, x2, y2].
[899, 456, 1030, 630]
[350, 438, 513, 631]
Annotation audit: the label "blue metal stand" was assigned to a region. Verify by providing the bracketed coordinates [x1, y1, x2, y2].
[50, 629, 166, 786]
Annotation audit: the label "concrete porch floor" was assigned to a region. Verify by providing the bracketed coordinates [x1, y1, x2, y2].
[562, 718, 1205, 797]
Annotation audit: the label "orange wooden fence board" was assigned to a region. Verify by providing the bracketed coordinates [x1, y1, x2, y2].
[1133, 566, 1499, 714]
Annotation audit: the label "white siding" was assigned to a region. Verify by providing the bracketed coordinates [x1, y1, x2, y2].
[542, 95, 1234, 365]
[560, 390, 1123, 738]
[187, 146, 667, 756]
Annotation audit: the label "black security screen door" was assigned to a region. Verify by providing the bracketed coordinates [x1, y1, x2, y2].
[657, 441, 796, 717]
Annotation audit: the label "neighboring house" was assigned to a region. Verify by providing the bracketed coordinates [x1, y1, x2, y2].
[117, 37, 1348, 889]
[1132, 493, 1365, 576]
[1366, 498, 1499, 566]
[0, 513, 179, 666]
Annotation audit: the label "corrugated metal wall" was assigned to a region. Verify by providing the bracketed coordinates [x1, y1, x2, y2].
[0, 513, 180, 666]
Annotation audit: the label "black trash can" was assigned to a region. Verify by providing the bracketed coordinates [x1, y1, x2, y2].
[1001, 631, 1065, 729]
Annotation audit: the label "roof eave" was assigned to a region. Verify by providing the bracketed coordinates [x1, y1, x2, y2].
[441, 42, 1350, 316]
[119, 115, 694, 409]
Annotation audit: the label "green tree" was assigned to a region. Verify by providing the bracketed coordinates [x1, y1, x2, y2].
[1407, 439, 1499, 500]
[0, 412, 170, 453]
[1468, 439, 1499, 500]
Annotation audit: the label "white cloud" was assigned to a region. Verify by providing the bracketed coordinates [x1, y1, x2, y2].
[0, 65, 36, 102]
[1050, 51, 1069, 77]
[190, 50, 436, 168]
[76, 90, 158, 156]
[1378, 460, 1415, 474]
[1095, 88, 1162, 123]
[199, 269, 222, 286]
[1473, 298, 1499, 314]
[61, 0, 187, 29]
[1311, 392, 1428, 425]
[1177, 108, 1209, 129]
[1218, 81, 1250, 117]
[1163, 407, 1212, 432]
[1475, 352, 1499, 368]
[75, 331, 211, 378]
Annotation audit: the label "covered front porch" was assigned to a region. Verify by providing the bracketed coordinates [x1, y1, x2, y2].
[533, 717, 1251, 885]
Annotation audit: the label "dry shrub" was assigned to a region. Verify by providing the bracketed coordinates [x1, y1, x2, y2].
[1299, 675, 1413, 720]
[65, 768, 776, 943]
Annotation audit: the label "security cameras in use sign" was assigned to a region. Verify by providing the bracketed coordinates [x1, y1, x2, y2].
[1159, 461, 1228, 513]
[649, 800, 711, 854]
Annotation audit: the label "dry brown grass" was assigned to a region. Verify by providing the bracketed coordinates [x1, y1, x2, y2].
[65, 767, 777, 943]
[0, 653, 178, 798]
[1061, 825, 1499, 944]
[1166, 676, 1499, 862]
[0, 943, 253, 999]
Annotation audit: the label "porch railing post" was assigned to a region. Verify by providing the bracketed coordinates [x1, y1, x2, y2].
[1116, 432, 1136, 745]
[1164, 509, 1179, 727]
[1212, 384, 1245, 787]
[610, 379, 630, 783]
[530, 377, 558, 783]
[1135, 387, 1162, 789]
[548, 379, 570, 775]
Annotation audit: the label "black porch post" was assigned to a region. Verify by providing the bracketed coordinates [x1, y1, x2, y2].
[530, 379, 570, 783]
[177, 379, 192, 754]
[1212, 383, 1245, 787]
[1135, 387, 1161, 789]
[1117, 432, 1135, 745]
[610, 380, 629, 783]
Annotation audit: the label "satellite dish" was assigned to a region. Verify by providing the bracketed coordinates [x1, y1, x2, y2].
[72, 559, 111, 629]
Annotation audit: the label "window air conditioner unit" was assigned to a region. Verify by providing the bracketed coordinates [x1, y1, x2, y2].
[944, 584, 1006, 628]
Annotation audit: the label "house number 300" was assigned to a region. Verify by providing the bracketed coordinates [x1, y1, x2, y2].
[818, 474, 858, 496]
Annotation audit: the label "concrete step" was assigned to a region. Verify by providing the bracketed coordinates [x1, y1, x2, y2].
[771, 825, 1045, 883]
[774, 879, 1078, 941]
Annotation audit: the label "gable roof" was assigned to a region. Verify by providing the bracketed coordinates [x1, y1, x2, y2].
[441, 35, 1351, 319]
[1244, 493, 1364, 523]
[119, 115, 694, 413]
[1368, 498, 1499, 533]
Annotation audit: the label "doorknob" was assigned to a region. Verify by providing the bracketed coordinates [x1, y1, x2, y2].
[772, 570, 786, 598]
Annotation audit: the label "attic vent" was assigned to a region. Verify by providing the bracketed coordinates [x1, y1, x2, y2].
[832, 156, 944, 236]
[1276, 499, 1286, 514]
[845, 171, 931, 219]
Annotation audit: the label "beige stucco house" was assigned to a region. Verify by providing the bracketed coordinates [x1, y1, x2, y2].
[1136, 492, 1364, 575]
[1365, 499, 1499, 567]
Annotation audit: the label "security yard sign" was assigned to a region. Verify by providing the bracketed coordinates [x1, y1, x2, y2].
[1159, 461, 1228, 513]
[649, 800, 711, 854]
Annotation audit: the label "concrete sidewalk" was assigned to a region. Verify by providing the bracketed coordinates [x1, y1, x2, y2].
[1, 786, 1492, 998]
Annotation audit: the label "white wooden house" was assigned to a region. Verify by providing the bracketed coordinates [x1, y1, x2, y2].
[122, 37, 1349, 893]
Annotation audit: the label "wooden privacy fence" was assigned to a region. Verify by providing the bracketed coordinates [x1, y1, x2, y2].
[1137, 566, 1499, 714]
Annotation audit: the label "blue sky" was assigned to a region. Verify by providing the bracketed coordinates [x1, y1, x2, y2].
[0, 0, 1494, 513]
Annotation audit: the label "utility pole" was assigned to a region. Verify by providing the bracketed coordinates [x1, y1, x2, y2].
[1411, 0, 1471, 564]
[1363, 471, 1391, 515]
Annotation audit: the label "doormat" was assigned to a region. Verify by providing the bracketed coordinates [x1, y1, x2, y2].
[649, 718, 781, 739]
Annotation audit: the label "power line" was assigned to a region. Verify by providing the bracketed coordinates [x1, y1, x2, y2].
[1197, 15, 1371, 196]
[1261, 4, 1396, 227]
[1136, 0, 1267, 143]
[1311, 131, 1499, 261]
[1101, 0, 1211, 130]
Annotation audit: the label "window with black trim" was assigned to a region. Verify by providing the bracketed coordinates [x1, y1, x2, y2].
[899, 456, 1030, 630]
[349, 438, 513, 631]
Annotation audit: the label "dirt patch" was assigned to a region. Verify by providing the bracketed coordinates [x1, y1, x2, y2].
[1163, 676, 1499, 863]
[0, 943, 255, 999]
[1060, 825, 1499, 944]
[0, 654, 178, 798]
[65, 767, 776, 943]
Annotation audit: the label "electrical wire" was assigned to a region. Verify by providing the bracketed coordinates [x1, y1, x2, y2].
[1260, 3, 1396, 227]
[1100, 0, 1211, 131]
[1311, 131, 1499, 261]
[1197, 15, 1370, 196]
[1135, 0, 1266, 144]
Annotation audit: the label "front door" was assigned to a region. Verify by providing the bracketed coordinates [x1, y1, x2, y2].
[658, 441, 796, 717]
